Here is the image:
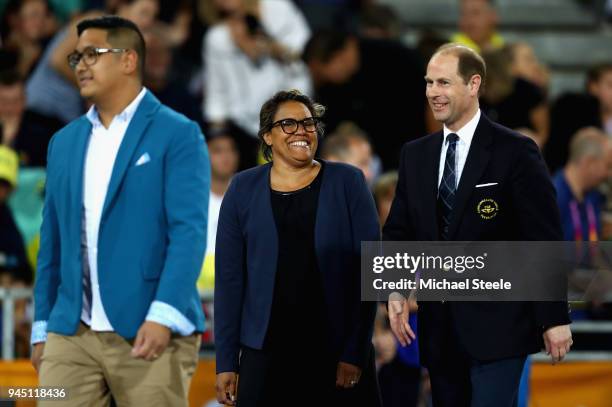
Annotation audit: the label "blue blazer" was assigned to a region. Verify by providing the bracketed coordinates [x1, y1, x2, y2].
[214, 162, 380, 373]
[33, 91, 209, 339]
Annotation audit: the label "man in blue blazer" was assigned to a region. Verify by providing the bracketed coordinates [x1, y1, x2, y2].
[30, 16, 209, 406]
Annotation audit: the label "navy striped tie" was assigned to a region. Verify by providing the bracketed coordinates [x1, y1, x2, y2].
[438, 133, 459, 240]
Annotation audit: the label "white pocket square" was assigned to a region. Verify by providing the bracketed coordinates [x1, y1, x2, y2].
[475, 182, 498, 188]
[135, 152, 151, 166]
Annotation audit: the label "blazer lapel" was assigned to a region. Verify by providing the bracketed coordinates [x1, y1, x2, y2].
[101, 91, 159, 219]
[70, 117, 93, 216]
[447, 115, 493, 239]
[253, 163, 278, 285]
[314, 160, 329, 262]
[421, 132, 443, 240]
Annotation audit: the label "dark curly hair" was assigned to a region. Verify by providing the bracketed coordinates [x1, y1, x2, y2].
[257, 89, 326, 162]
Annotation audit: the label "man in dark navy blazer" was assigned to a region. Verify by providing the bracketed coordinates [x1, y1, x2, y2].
[383, 44, 573, 407]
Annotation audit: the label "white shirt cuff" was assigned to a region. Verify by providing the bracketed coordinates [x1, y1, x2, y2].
[145, 301, 197, 336]
[31, 321, 48, 345]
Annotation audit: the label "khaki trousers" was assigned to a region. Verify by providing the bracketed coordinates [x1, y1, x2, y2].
[38, 323, 200, 407]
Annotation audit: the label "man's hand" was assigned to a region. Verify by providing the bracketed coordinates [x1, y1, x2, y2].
[131, 321, 171, 361]
[388, 292, 415, 346]
[543, 324, 572, 364]
[31, 342, 45, 374]
[216, 372, 237, 405]
[336, 362, 361, 389]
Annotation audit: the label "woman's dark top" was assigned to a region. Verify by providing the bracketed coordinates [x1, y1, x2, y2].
[264, 162, 330, 354]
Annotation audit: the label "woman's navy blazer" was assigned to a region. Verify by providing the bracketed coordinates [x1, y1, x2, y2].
[214, 161, 380, 373]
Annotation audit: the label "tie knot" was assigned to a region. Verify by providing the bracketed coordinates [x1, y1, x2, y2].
[446, 133, 459, 145]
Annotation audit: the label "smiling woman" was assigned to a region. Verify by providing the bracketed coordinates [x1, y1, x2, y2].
[256, 90, 327, 191]
[214, 91, 382, 406]
[257, 89, 325, 160]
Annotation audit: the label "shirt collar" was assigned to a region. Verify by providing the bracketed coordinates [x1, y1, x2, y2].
[86, 87, 148, 127]
[443, 108, 481, 145]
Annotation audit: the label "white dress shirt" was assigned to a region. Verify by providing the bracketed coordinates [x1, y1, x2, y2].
[80, 87, 147, 330]
[438, 109, 481, 189]
[206, 192, 223, 259]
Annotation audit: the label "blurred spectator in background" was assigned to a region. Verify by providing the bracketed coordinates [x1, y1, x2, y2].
[197, 131, 239, 292]
[149, 0, 195, 54]
[25, 0, 159, 124]
[359, 3, 401, 40]
[143, 25, 204, 128]
[373, 307, 396, 370]
[0, 143, 33, 358]
[0, 144, 32, 286]
[588, 63, 612, 137]
[304, 30, 425, 171]
[46, 0, 82, 22]
[546, 63, 612, 172]
[554, 128, 612, 320]
[452, 0, 504, 53]
[0, 0, 58, 78]
[0, 71, 63, 167]
[373, 170, 397, 226]
[201, 0, 312, 168]
[320, 121, 376, 184]
[371, 170, 423, 407]
[508, 41, 550, 92]
[416, 30, 449, 66]
[293, 0, 370, 32]
[161, 1, 206, 87]
[480, 46, 549, 148]
[553, 127, 609, 242]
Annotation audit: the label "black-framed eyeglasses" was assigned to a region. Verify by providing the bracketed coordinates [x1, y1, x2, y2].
[271, 117, 318, 134]
[67, 47, 129, 70]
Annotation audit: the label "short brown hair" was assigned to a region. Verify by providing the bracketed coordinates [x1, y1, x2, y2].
[258, 89, 326, 162]
[433, 43, 487, 95]
[320, 122, 369, 160]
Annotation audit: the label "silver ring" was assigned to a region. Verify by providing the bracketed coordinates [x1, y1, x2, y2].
[350, 380, 357, 385]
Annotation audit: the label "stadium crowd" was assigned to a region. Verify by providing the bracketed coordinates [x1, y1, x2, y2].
[1, 0, 611, 405]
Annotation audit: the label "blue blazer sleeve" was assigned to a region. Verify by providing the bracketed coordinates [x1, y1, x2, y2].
[340, 170, 380, 367]
[154, 122, 210, 316]
[32, 136, 61, 331]
[214, 175, 245, 373]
